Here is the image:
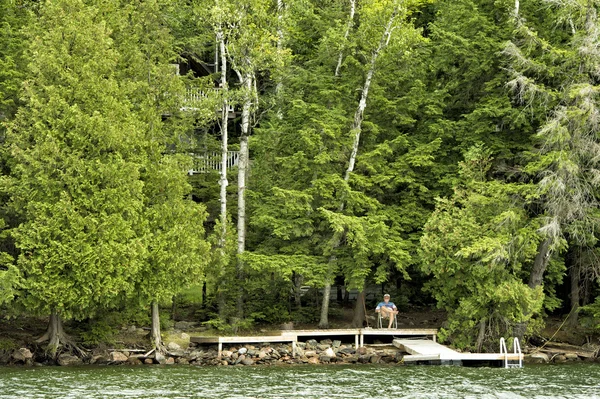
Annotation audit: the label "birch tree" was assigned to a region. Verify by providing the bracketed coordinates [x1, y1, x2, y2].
[319, 0, 412, 328]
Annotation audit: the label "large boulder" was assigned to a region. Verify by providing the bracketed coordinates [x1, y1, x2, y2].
[155, 352, 167, 365]
[525, 353, 549, 364]
[167, 342, 181, 351]
[58, 354, 83, 366]
[109, 352, 128, 363]
[324, 348, 336, 358]
[12, 348, 33, 362]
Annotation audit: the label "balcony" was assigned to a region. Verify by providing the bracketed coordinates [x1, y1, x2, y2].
[188, 151, 240, 175]
[181, 88, 235, 116]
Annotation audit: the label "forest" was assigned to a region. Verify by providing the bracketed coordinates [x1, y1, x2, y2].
[1, 0, 600, 356]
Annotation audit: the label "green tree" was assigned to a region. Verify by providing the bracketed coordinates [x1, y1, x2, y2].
[420, 145, 547, 349]
[2, 0, 151, 356]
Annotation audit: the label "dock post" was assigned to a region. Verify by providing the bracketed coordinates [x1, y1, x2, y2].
[292, 340, 296, 357]
[355, 334, 359, 349]
[433, 334, 437, 343]
[360, 333, 364, 347]
[218, 341, 223, 360]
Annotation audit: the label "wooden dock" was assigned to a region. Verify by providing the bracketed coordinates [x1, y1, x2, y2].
[191, 328, 436, 359]
[190, 329, 523, 367]
[395, 339, 523, 367]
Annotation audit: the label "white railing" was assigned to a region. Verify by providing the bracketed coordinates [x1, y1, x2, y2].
[500, 337, 523, 368]
[183, 88, 235, 113]
[188, 151, 239, 174]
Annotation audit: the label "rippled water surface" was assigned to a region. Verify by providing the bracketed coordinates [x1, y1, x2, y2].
[1, 363, 599, 399]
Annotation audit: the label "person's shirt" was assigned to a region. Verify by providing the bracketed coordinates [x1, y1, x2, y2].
[376, 301, 397, 311]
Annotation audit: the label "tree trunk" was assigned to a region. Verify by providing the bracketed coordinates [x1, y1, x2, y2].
[276, 0, 285, 114]
[568, 256, 580, 327]
[236, 73, 252, 317]
[171, 295, 177, 321]
[334, 0, 356, 77]
[318, 7, 399, 328]
[476, 318, 487, 353]
[218, 28, 229, 247]
[293, 272, 303, 309]
[36, 309, 83, 358]
[151, 300, 164, 352]
[351, 290, 366, 328]
[216, 26, 229, 319]
[344, 6, 398, 183]
[529, 238, 551, 289]
[36, 309, 64, 358]
[514, 238, 552, 339]
[318, 283, 331, 328]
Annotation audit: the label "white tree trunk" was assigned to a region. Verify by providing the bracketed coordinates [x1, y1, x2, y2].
[319, 6, 400, 328]
[218, 28, 229, 248]
[236, 73, 253, 315]
[151, 301, 164, 352]
[344, 6, 398, 183]
[335, 0, 356, 77]
[318, 283, 332, 328]
[276, 0, 285, 97]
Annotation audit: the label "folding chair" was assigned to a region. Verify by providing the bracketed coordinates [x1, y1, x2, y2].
[377, 312, 398, 329]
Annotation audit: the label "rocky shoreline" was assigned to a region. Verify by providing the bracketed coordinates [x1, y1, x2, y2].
[3, 337, 599, 367]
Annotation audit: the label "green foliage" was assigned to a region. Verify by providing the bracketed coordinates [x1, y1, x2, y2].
[80, 319, 117, 346]
[420, 145, 546, 348]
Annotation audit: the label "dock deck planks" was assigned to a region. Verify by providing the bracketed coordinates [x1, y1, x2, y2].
[395, 339, 524, 364]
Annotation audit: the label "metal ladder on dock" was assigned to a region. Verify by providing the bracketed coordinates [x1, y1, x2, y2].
[500, 337, 523, 368]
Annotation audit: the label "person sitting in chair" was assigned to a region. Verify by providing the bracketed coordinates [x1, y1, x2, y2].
[375, 294, 398, 328]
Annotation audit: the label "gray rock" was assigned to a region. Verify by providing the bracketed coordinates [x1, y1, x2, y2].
[324, 348, 336, 358]
[296, 342, 307, 349]
[319, 355, 331, 363]
[332, 340, 342, 349]
[176, 357, 189, 364]
[166, 357, 175, 365]
[358, 354, 371, 364]
[340, 347, 355, 355]
[295, 347, 305, 357]
[370, 355, 382, 364]
[565, 353, 579, 361]
[188, 350, 203, 360]
[317, 344, 330, 351]
[241, 358, 254, 366]
[12, 348, 33, 362]
[305, 350, 317, 357]
[231, 352, 239, 361]
[526, 353, 549, 363]
[127, 357, 142, 365]
[357, 347, 368, 355]
[271, 349, 281, 359]
[167, 342, 181, 351]
[234, 354, 245, 365]
[155, 352, 167, 365]
[109, 352, 128, 363]
[554, 355, 567, 363]
[238, 347, 248, 355]
[58, 354, 83, 366]
[144, 358, 154, 365]
[306, 339, 318, 348]
[221, 350, 233, 359]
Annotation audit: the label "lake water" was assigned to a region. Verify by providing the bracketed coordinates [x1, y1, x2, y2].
[0, 363, 599, 398]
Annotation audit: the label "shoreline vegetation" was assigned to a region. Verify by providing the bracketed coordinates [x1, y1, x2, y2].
[1, 312, 598, 367]
[2, 0, 600, 364]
